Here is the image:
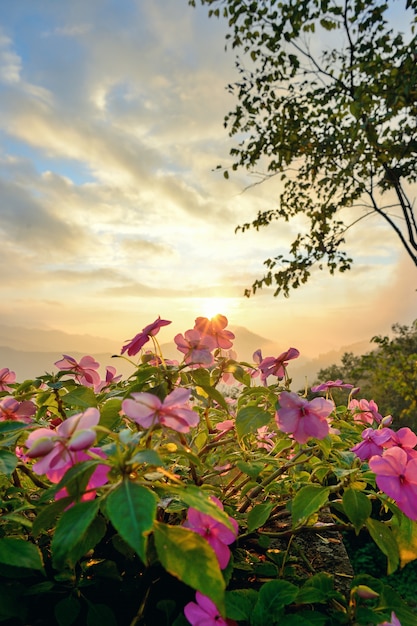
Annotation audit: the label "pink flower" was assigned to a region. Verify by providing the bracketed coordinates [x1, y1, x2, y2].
[184, 496, 238, 569]
[174, 329, 217, 365]
[142, 351, 179, 367]
[0, 396, 36, 423]
[349, 398, 383, 424]
[384, 427, 417, 460]
[377, 611, 402, 626]
[121, 316, 171, 356]
[122, 388, 199, 433]
[194, 314, 235, 349]
[351, 427, 394, 461]
[0, 367, 16, 391]
[256, 425, 277, 451]
[24, 407, 100, 480]
[275, 391, 334, 444]
[311, 380, 354, 393]
[55, 355, 101, 387]
[94, 366, 122, 393]
[369, 447, 417, 520]
[54, 448, 110, 503]
[184, 592, 236, 626]
[258, 348, 300, 383]
[215, 419, 235, 434]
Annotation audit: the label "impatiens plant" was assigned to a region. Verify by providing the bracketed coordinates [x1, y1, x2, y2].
[1, 314, 417, 625]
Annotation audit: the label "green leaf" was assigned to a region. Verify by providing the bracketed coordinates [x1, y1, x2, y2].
[190, 369, 211, 386]
[391, 512, 417, 567]
[54, 595, 81, 626]
[0, 421, 29, 436]
[130, 449, 164, 466]
[153, 521, 225, 613]
[0, 583, 27, 621]
[252, 579, 298, 625]
[168, 485, 236, 531]
[62, 386, 98, 408]
[105, 480, 157, 564]
[0, 537, 44, 572]
[196, 383, 229, 410]
[32, 498, 71, 536]
[86, 602, 117, 626]
[278, 615, 319, 625]
[342, 488, 372, 534]
[247, 502, 274, 533]
[235, 406, 272, 439]
[296, 572, 335, 604]
[236, 460, 265, 479]
[291, 485, 330, 527]
[98, 398, 122, 437]
[39, 460, 102, 503]
[225, 589, 258, 620]
[366, 518, 400, 574]
[51, 499, 101, 569]
[0, 449, 18, 475]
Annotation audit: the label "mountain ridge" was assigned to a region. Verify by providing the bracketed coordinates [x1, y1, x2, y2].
[0, 323, 373, 389]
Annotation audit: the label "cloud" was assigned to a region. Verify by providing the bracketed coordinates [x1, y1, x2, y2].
[0, 175, 88, 255]
[0, 31, 21, 84]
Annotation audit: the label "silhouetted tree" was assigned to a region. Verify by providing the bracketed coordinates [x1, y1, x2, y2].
[191, 0, 417, 296]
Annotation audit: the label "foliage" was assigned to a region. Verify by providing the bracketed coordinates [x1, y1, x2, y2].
[344, 530, 417, 610]
[315, 320, 417, 430]
[190, 0, 417, 297]
[0, 314, 417, 625]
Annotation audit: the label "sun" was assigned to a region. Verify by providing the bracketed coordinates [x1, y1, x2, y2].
[199, 298, 232, 321]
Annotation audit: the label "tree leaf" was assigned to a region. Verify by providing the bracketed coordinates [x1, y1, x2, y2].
[105, 480, 157, 564]
[153, 521, 225, 612]
[291, 485, 330, 527]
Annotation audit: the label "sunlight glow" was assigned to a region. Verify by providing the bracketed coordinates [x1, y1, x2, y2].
[199, 298, 235, 321]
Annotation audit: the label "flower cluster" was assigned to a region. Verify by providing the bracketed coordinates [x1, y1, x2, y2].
[0, 316, 414, 625]
[174, 314, 235, 366]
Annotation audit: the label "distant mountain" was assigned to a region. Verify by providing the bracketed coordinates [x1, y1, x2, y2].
[0, 324, 118, 353]
[0, 346, 132, 382]
[289, 340, 373, 391]
[0, 323, 374, 389]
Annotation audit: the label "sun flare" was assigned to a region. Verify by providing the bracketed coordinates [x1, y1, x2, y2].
[199, 298, 234, 321]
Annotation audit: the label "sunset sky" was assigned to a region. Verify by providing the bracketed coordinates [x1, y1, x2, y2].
[1, 0, 416, 359]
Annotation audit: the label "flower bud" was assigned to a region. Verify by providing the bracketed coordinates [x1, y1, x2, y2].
[381, 415, 393, 427]
[353, 584, 379, 599]
[68, 429, 96, 451]
[26, 437, 55, 458]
